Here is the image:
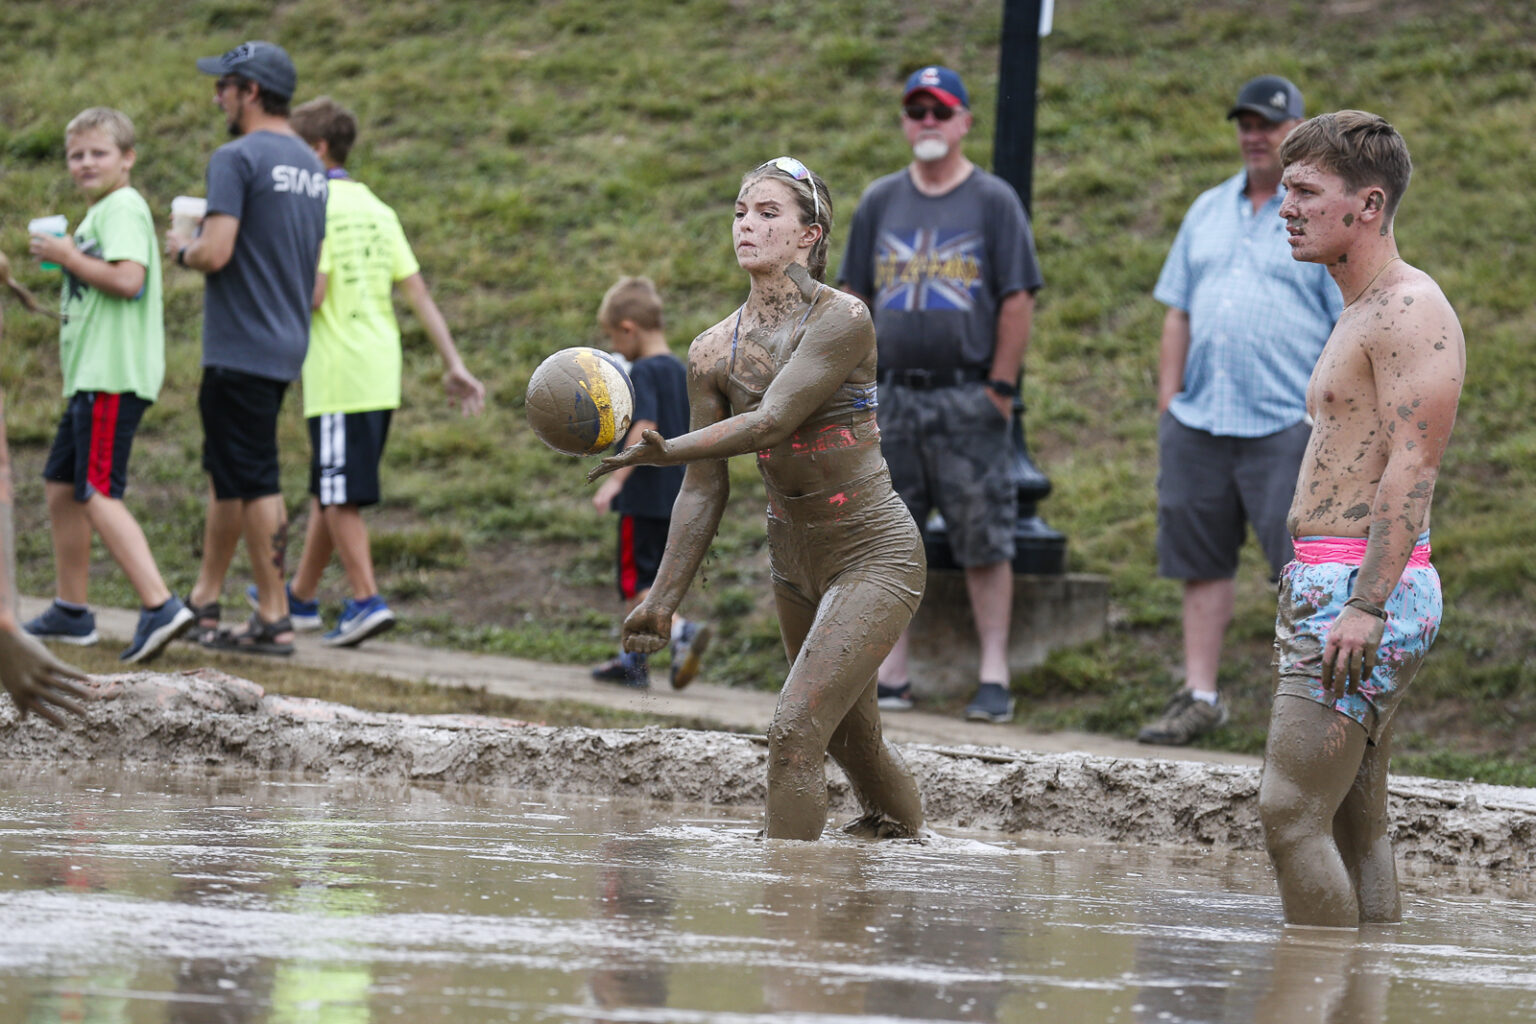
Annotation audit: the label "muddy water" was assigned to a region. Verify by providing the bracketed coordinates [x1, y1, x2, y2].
[0, 766, 1531, 1023]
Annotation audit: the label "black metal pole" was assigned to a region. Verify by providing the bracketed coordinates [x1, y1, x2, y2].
[993, 0, 1042, 218]
[997, 0, 1066, 573]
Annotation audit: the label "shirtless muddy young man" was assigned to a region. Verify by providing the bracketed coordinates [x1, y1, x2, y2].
[1257, 111, 1465, 927]
[590, 158, 925, 841]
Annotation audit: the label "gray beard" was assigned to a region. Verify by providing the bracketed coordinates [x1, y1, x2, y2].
[912, 138, 949, 162]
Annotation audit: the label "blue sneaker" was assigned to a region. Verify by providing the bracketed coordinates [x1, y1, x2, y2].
[592, 650, 649, 688]
[23, 602, 99, 646]
[246, 583, 322, 631]
[120, 597, 196, 664]
[322, 595, 396, 648]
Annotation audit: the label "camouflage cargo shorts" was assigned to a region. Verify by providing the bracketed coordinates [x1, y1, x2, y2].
[878, 380, 1017, 568]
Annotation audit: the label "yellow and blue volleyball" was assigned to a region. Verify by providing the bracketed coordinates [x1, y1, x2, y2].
[524, 346, 636, 456]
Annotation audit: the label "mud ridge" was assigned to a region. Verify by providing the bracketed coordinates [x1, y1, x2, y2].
[2, 671, 1531, 873]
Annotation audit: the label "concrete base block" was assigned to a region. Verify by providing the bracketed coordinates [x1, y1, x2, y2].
[904, 571, 1109, 698]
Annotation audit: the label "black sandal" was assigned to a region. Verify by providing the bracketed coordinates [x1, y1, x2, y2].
[185, 593, 222, 645]
[201, 613, 295, 656]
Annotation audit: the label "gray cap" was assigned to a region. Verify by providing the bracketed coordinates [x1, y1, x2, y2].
[196, 41, 297, 99]
[1227, 75, 1304, 123]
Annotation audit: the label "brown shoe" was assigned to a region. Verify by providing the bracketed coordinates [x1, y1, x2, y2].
[1137, 690, 1228, 745]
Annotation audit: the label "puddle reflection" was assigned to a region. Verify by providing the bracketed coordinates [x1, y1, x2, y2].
[0, 765, 1530, 1023]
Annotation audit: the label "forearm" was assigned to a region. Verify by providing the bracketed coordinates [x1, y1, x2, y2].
[989, 290, 1034, 382]
[58, 253, 144, 299]
[1157, 308, 1191, 412]
[401, 276, 466, 371]
[1354, 458, 1438, 605]
[171, 213, 236, 274]
[641, 473, 727, 613]
[0, 399, 17, 617]
[655, 410, 784, 465]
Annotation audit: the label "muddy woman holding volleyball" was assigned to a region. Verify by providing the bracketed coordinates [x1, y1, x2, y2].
[589, 157, 926, 841]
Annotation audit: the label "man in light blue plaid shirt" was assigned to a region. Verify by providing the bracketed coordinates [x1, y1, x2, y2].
[1141, 75, 1343, 747]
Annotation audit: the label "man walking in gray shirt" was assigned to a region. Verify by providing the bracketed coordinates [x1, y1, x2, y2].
[166, 40, 327, 655]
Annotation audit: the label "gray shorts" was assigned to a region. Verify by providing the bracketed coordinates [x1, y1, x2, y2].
[1156, 412, 1309, 580]
[878, 381, 1016, 568]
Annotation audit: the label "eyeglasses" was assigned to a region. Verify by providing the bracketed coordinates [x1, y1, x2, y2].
[903, 103, 957, 122]
[761, 156, 820, 223]
[215, 75, 243, 93]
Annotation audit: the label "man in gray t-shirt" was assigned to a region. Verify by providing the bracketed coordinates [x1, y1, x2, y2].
[838, 65, 1043, 724]
[165, 40, 327, 656]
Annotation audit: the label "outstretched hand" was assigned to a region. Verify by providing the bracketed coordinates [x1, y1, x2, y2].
[443, 366, 486, 417]
[621, 601, 672, 655]
[0, 250, 61, 320]
[0, 626, 92, 728]
[1320, 606, 1386, 701]
[587, 429, 670, 483]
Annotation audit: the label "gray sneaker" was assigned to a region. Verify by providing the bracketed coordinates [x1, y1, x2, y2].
[1137, 690, 1228, 745]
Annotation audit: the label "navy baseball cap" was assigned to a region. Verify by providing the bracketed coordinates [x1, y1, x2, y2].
[903, 66, 969, 109]
[196, 41, 297, 99]
[1227, 75, 1304, 123]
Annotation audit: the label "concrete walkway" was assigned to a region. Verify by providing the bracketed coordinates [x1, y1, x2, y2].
[20, 595, 1260, 768]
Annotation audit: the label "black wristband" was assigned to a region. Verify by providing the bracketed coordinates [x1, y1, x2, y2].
[985, 378, 1018, 398]
[176, 246, 188, 267]
[1343, 595, 1388, 621]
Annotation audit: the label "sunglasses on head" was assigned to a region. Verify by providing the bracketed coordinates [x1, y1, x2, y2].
[903, 103, 957, 122]
[761, 156, 820, 222]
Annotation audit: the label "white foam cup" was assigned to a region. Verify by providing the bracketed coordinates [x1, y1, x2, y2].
[27, 214, 68, 270]
[170, 196, 207, 238]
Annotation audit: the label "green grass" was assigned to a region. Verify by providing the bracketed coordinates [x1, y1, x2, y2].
[2, 0, 1533, 784]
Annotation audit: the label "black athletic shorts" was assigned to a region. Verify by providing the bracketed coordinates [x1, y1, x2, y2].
[42, 391, 152, 502]
[308, 410, 392, 508]
[199, 366, 290, 500]
[615, 514, 669, 600]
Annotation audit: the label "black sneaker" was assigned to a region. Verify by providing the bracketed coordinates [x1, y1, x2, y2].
[592, 651, 648, 688]
[23, 602, 100, 646]
[964, 682, 1015, 723]
[876, 682, 914, 711]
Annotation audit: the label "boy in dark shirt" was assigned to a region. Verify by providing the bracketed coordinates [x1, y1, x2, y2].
[588, 277, 707, 688]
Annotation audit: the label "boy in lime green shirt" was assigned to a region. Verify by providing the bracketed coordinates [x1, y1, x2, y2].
[281, 96, 484, 647]
[25, 107, 193, 663]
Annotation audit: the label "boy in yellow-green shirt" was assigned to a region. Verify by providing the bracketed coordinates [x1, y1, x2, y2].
[25, 107, 193, 663]
[278, 96, 484, 647]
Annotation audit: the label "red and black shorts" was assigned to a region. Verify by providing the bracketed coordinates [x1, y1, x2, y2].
[615, 514, 669, 601]
[42, 391, 152, 502]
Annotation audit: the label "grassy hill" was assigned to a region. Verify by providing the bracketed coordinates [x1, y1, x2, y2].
[1, 0, 1532, 782]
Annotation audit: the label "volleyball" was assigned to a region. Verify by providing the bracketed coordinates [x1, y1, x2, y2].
[524, 347, 635, 456]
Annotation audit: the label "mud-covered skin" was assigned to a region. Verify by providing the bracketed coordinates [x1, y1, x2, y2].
[1260, 139, 1465, 928]
[0, 365, 91, 726]
[589, 177, 925, 841]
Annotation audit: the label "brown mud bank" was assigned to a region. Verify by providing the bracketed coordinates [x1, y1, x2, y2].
[2, 670, 1532, 874]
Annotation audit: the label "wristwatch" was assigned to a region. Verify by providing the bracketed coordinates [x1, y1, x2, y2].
[175, 246, 188, 267]
[985, 378, 1019, 398]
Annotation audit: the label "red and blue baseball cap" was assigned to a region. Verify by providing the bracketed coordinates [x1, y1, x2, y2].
[903, 66, 969, 109]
